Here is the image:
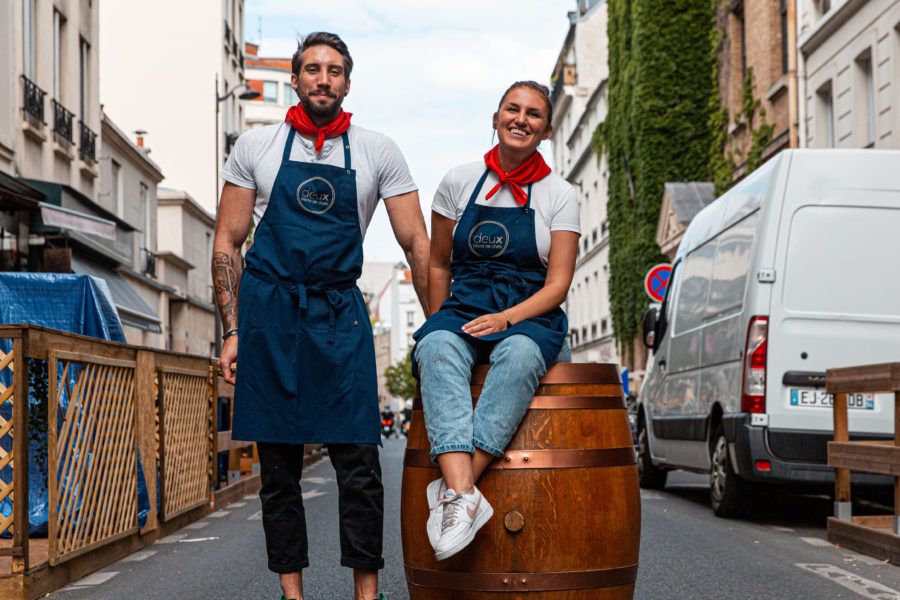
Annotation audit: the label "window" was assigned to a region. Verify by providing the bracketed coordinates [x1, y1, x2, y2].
[140, 183, 150, 252]
[406, 311, 414, 327]
[79, 38, 89, 117]
[23, 0, 35, 79]
[263, 81, 277, 102]
[780, 0, 789, 75]
[112, 160, 123, 217]
[816, 82, 835, 148]
[855, 50, 876, 148]
[284, 82, 294, 105]
[820, 0, 831, 14]
[734, 1, 746, 78]
[53, 10, 66, 101]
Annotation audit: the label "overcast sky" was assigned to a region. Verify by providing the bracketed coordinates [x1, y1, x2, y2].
[244, 0, 573, 262]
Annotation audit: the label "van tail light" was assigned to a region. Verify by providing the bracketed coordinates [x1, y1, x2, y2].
[741, 316, 768, 413]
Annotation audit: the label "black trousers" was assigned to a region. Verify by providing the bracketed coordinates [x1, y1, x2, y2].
[257, 442, 384, 573]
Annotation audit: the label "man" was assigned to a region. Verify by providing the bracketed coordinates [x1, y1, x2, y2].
[213, 32, 428, 600]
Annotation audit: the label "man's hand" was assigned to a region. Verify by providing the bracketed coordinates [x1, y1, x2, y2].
[219, 336, 238, 384]
[462, 313, 509, 338]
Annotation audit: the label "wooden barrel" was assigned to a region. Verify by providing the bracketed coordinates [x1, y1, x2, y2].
[400, 363, 640, 599]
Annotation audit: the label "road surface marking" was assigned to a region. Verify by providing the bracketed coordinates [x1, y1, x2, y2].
[178, 537, 220, 543]
[208, 510, 231, 518]
[770, 526, 794, 532]
[156, 533, 186, 544]
[248, 510, 262, 520]
[302, 490, 327, 500]
[303, 477, 334, 485]
[120, 550, 156, 562]
[61, 571, 119, 590]
[640, 490, 663, 500]
[796, 564, 900, 599]
[186, 521, 209, 529]
[800, 536, 832, 547]
[228, 502, 247, 507]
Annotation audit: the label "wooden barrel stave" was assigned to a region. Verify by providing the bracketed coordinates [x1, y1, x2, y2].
[401, 363, 640, 599]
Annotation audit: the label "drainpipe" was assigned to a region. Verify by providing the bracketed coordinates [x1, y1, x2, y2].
[788, 0, 802, 148]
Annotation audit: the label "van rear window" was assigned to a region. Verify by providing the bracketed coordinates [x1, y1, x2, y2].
[783, 205, 900, 318]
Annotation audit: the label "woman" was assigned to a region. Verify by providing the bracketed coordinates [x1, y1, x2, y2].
[413, 81, 580, 561]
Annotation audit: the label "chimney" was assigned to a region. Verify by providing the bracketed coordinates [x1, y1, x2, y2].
[134, 129, 147, 148]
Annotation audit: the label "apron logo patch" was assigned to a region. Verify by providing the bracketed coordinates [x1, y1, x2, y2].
[468, 220, 509, 257]
[296, 176, 336, 214]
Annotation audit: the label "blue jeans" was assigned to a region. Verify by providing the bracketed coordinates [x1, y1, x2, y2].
[415, 330, 570, 462]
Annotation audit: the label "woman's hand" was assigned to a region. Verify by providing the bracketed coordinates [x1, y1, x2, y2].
[462, 313, 509, 338]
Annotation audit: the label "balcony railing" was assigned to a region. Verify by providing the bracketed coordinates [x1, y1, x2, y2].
[225, 21, 231, 49]
[21, 74, 46, 124]
[239, 50, 244, 69]
[51, 99, 74, 144]
[224, 131, 239, 155]
[79, 120, 97, 163]
[232, 37, 239, 57]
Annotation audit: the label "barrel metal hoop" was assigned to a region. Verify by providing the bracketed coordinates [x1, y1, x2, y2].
[403, 447, 636, 469]
[412, 395, 625, 411]
[404, 564, 638, 591]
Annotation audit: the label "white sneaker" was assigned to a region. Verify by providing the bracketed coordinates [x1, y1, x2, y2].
[434, 486, 493, 561]
[425, 477, 446, 549]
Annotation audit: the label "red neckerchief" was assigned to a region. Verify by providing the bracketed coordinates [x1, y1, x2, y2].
[284, 102, 352, 153]
[483, 145, 551, 205]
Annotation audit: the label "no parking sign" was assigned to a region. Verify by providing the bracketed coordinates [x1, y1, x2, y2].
[644, 264, 672, 303]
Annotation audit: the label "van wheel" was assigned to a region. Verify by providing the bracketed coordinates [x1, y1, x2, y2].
[637, 420, 667, 490]
[710, 425, 746, 518]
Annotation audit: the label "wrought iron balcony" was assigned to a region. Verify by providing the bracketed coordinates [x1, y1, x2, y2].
[51, 99, 74, 143]
[79, 121, 97, 163]
[232, 37, 238, 57]
[224, 131, 239, 155]
[21, 74, 46, 124]
[239, 50, 244, 69]
[225, 22, 231, 49]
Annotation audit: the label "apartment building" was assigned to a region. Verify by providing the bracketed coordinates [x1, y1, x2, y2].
[550, 0, 618, 365]
[715, 0, 800, 176]
[243, 43, 295, 130]
[100, 0, 249, 216]
[798, 0, 899, 149]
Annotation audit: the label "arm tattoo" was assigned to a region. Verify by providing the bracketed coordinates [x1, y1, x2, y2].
[212, 251, 240, 330]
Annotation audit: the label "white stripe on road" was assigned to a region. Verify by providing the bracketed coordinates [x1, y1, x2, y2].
[178, 537, 220, 543]
[156, 533, 186, 544]
[302, 490, 327, 500]
[207, 510, 230, 518]
[796, 564, 900, 599]
[228, 502, 247, 507]
[800, 536, 832, 547]
[248, 510, 262, 521]
[186, 521, 210, 529]
[303, 477, 333, 485]
[640, 490, 664, 500]
[119, 550, 156, 562]
[770, 526, 794, 532]
[60, 571, 119, 590]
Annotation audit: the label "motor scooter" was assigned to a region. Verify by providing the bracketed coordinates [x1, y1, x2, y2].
[381, 416, 394, 438]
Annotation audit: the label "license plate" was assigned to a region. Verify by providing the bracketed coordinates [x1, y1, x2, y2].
[790, 389, 874, 410]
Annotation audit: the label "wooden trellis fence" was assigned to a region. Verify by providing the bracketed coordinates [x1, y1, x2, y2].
[0, 324, 219, 600]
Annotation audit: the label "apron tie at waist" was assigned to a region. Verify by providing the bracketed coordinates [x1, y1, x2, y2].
[245, 266, 352, 343]
[456, 264, 539, 312]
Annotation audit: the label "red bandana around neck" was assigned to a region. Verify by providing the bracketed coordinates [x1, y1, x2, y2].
[285, 102, 353, 153]
[483, 145, 552, 206]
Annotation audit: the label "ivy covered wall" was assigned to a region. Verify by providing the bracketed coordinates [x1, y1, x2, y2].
[601, 0, 717, 362]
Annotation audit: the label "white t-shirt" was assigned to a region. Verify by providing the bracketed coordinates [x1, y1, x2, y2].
[432, 160, 581, 265]
[220, 122, 417, 239]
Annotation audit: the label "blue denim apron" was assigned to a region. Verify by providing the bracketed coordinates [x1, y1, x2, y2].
[233, 128, 379, 444]
[413, 169, 567, 374]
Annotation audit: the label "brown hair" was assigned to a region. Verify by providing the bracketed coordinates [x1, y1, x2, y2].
[292, 32, 353, 78]
[497, 80, 553, 123]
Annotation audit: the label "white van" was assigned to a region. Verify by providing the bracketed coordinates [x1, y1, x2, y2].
[637, 149, 900, 517]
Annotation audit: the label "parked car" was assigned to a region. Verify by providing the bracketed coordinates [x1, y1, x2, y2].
[637, 149, 900, 517]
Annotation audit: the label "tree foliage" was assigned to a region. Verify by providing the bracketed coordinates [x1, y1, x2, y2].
[384, 351, 417, 400]
[604, 0, 717, 356]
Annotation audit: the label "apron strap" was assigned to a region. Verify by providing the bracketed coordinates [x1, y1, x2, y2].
[524, 183, 533, 212]
[342, 131, 351, 170]
[466, 169, 491, 208]
[282, 128, 296, 162]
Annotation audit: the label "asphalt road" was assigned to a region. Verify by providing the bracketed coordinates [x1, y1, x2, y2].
[50, 437, 900, 600]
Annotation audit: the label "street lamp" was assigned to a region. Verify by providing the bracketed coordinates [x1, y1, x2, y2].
[213, 78, 260, 355]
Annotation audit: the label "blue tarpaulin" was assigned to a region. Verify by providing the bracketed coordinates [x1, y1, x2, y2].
[0, 272, 150, 535]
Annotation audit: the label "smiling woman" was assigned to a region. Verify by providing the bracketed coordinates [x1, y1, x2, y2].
[409, 81, 581, 562]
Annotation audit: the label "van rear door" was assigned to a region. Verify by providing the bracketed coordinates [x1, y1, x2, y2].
[767, 155, 900, 437]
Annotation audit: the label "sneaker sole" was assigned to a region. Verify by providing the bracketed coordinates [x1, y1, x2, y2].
[434, 503, 494, 561]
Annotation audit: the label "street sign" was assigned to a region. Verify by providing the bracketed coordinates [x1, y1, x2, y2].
[644, 263, 672, 303]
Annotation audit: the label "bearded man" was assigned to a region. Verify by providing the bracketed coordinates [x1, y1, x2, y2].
[213, 31, 428, 600]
